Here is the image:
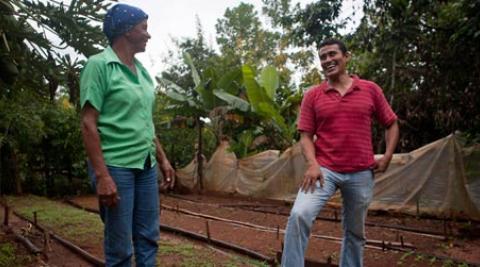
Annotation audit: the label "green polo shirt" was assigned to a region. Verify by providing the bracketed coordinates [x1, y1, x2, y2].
[80, 46, 156, 169]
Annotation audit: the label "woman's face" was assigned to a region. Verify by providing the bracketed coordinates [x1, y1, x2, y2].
[125, 19, 151, 53]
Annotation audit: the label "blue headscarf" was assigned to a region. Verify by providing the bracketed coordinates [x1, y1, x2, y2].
[103, 3, 148, 43]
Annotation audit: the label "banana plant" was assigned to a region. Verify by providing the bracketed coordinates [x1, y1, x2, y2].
[159, 55, 296, 161]
[213, 64, 293, 144]
[157, 52, 246, 189]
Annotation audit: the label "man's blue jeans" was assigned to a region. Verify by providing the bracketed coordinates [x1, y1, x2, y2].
[281, 167, 374, 267]
[89, 161, 160, 267]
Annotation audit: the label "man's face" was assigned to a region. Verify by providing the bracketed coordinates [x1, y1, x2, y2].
[125, 19, 151, 53]
[318, 44, 349, 79]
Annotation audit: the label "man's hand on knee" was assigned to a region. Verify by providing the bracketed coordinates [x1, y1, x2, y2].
[301, 164, 323, 193]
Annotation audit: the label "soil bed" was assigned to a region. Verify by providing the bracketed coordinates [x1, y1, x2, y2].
[73, 193, 480, 266]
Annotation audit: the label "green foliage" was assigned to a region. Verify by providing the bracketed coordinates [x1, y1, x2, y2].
[158, 3, 310, 161]
[216, 3, 280, 67]
[242, 65, 290, 140]
[0, 0, 107, 195]
[213, 90, 250, 113]
[262, 0, 344, 48]
[228, 130, 255, 158]
[291, 0, 344, 47]
[159, 48, 298, 160]
[156, 127, 216, 169]
[259, 65, 280, 99]
[350, 0, 480, 152]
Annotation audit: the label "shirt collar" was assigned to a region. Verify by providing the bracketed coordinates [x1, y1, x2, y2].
[103, 46, 122, 64]
[103, 46, 148, 73]
[323, 75, 361, 92]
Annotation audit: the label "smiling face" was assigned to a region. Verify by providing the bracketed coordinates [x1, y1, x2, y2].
[318, 44, 350, 79]
[124, 19, 151, 53]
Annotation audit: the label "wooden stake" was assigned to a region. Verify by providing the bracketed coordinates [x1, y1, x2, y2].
[443, 217, 448, 238]
[3, 206, 9, 226]
[416, 199, 420, 219]
[205, 220, 211, 241]
[43, 231, 51, 259]
[33, 211, 37, 226]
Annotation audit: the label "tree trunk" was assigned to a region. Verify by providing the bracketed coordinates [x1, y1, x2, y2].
[67, 70, 80, 111]
[66, 155, 74, 194]
[43, 139, 53, 196]
[0, 144, 21, 195]
[196, 116, 204, 192]
[46, 75, 59, 102]
[169, 143, 176, 169]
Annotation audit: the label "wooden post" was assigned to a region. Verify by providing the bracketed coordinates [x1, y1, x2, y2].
[416, 198, 420, 219]
[43, 231, 52, 257]
[443, 217, 448, 238]
[33, 211, 37, 225]
[205, 220, 211, 242]
[3, 205, 9, 226]
[196, 116, 204, 191]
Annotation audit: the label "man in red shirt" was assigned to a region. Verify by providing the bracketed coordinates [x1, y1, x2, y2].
[281, 39, 399, 267]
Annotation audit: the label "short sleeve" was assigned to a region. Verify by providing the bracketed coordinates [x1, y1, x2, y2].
[297, 88, 316, 133]
[372, 83, 397, 126]
[80, 59, 108, 112]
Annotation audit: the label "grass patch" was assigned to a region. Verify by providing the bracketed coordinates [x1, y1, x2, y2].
[159, 241, 197, 257]
[0, 239, 32, 267]
[159, 239, 269, 267]
[225, 256, 270, 267]
[6, 195, 103, 244]
[159, 240, 216, 267]
[0, 242, 17, 267]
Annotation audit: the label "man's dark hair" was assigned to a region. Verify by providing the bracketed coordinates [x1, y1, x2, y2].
[318, 39, 348, 55]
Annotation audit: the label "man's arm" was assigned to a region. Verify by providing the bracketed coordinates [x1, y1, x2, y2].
[154, 137, 175, 189]
[299, 131, 323, 193]
[81, 103, 118, 206]
[374, 120, 400, 173]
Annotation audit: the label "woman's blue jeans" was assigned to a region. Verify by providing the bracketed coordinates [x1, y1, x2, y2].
[89, 161, 160, 267]
[281, 167, 374, 267]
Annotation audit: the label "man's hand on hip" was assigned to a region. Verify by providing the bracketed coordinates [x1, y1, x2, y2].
[374, 155, 392, 173]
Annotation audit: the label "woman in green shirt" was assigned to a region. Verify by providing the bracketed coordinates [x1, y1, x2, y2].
[80, 4, 175, 267]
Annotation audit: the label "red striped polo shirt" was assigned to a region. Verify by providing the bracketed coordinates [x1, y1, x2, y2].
[298, 76, 397, 173]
